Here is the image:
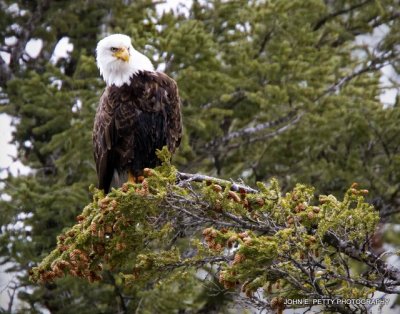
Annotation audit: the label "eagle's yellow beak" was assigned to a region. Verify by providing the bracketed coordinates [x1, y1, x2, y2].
[113, 48, 130, 62]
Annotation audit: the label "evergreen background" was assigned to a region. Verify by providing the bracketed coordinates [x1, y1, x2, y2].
[0, 0, 399, 313]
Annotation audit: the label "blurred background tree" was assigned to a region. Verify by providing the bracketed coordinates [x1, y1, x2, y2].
[0, 0, 399, 312]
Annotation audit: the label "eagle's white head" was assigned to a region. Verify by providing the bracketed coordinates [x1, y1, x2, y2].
[96, 34, 154, 87]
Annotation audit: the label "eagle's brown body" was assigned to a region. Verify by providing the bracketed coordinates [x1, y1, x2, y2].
[93, 71, 182, 193]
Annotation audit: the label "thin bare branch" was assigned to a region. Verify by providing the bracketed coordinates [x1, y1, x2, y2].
[206, 110, 298, 149]
[177, 171, 258, 193]
[313, 0, 372, 31]
[226, 112, 304, 150]
[324, 231, 400, 283]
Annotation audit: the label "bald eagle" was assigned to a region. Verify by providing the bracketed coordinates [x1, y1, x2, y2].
[93, 34, 182, 193]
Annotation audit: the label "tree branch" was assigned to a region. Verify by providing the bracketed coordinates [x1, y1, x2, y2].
[313, 0, 373, 31]
[2, 0, 50, 85]
[324, 231, 400, 283]
[30, 156, 400, 313]
[174, 172, 400, 292]
[177, 172, 258, 193]
[225, 112, 304, 150]
[320, 54, 393, 97]
[202, 50, 394, 156]
[205, 110, 298, 149]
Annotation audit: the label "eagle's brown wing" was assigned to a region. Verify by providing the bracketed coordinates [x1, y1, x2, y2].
[93, 88, 117, 192]
[150, 72, 182, 153]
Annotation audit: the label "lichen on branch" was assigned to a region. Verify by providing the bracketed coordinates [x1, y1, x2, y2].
[30, 147, 399, 313]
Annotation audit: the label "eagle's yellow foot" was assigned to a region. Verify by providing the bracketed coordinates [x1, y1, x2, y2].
[128, 172, 136, 184]
[143, 168, 154, 177]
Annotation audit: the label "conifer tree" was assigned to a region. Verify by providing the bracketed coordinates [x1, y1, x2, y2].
[1, 0, 399, 313]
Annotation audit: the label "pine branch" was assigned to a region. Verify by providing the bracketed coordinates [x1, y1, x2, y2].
[1, 0, 51, 86]
[313, 0, 373, 31]
[225, 112, 304, 150]
[177, 171, 258, 193]
[324, 231, 400, 283]
[203, 49, 396, 154]
[205, 110, 298, 150]
[320, 54, 393, 97]
[0, 57, 12, 87]
[379, 205, 400, 220]
[30, 153, 400, 314]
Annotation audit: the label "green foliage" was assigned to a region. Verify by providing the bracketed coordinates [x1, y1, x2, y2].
[317, 185, 379, 242]
[30, 153, 380, 313]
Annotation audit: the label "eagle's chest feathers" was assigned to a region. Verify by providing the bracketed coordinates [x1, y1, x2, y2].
[107, 74, 166, 114]
[102, 74, 168, 154]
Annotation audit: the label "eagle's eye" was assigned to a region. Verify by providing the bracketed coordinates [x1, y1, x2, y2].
[110, 47, 119, 52]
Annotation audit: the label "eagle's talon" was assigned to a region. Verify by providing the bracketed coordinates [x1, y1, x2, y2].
[137, 176, 145, 183]
[128, 172, 136, 184]
[143, 168, 153, 177]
